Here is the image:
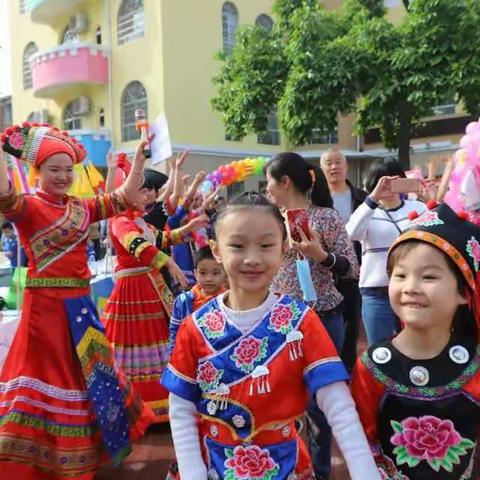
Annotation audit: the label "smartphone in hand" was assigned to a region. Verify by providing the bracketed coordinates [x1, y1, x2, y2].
[390, 178, 422, 194]
[285, 209, 310, 243]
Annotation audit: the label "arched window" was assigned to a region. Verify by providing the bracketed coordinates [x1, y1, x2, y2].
[255, 14, 273, 32]
[117, 0, 144, 45]
[27, 112, 36, 123]
[99, 108, 105, 128]
[23, 42, 38, 90]
[63, 101, 83, 131]
[222, 2, 238, 55]
[121, 81, 147, 142]
[96, 26, 102, 45]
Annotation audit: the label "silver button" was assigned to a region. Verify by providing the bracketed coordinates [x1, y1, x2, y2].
[449, 345, 469, 364]
[372, 347, 392, 364]
[76, 316, 82, 323]
[81, 307, 88, 314]
[207, 400, 217, 415]
[409, 366, 429, 386]
[232, 414, 246, 428]
[209, 425, 219, 438]
[281, 425, 291, 437]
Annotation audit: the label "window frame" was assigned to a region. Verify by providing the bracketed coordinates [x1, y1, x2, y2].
[222, 2, 239, 55]
[23, 42, 39, 90]
[121, 81, 148, 142]
[117, 0, 145, 46]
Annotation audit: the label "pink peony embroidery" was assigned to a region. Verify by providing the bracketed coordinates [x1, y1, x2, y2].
[9, 131, 24, 150]
[224, 445, 279, 480]
[198, 310, 225, 339]
[268, 303, 299, 334]
[196, 361, 223, 392]
[230, 336, 268, 374]
[390, 415, 475, 472]
[466, 237, 480, 272]
[410, 211, 443, 228]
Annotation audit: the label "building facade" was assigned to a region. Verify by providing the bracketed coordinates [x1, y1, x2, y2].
[8, 0, 469, 192]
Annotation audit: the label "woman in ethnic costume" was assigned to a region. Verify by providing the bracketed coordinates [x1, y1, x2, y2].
[0, 123, 155, 479]
[162, 193, 380, 480]
[102, 175, 207, 422]
[351, 202, 480, 480]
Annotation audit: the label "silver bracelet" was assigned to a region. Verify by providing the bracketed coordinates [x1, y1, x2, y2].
[322, 253, 337, 269]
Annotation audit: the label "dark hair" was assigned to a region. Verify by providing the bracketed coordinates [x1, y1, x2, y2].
[1, 222, 13, 230]
[387, 240, 477, 339]
[264, 152, 333, 208]
[194, 246, 215, 268]
[214, 191, 287, 240]
[365, 159, 406, 194]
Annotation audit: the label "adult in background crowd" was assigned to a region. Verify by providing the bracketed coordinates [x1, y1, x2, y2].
[320, 149, 366, 372]
[265, 152, 359, 480]
[346, 160, 426, 346]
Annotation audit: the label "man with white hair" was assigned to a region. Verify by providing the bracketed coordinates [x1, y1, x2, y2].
[320, 149, 367, 372]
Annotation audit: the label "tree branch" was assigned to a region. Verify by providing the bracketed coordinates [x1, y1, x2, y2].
[402, 0, 410, 11]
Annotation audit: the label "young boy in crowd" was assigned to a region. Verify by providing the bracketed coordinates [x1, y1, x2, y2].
[168, 246, 226, 353]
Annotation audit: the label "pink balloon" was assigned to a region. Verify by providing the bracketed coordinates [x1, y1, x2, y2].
[460, 135, 471, 149]
[466, 122, 480, 135]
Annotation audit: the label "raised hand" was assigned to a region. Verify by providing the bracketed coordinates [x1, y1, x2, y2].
[369, 176, 399, 202]
[290, 225, 328, 262]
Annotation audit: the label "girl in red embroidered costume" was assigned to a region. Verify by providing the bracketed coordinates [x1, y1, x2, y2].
[102, 155, 207, 422]
[351, 203, 480, 480]
[161, 192, 380, 480]
[0, 123, 155, 479]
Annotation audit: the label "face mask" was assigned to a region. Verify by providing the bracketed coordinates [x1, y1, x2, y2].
[296, 258, 317, 303]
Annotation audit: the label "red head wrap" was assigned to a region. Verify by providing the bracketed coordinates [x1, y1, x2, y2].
[1, 122, 86, 167]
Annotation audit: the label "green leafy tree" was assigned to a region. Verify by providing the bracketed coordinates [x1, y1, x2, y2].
[212, 0, 480, 167]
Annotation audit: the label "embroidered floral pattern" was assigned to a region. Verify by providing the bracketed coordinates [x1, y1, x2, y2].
[198, 309, 226, 339]
[390, 416, 475, 472]
[230, 336, 268, 374]
[9, 131, 25, 150]
[268, 302, 300, 335]
[197, 361, 223, 392]
[224, 445, 279, 480]
[409, 211, 444, 228]
[466, 237, 480, 272]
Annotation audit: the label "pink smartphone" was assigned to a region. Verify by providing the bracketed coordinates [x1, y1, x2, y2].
[390, 178, 422, 194]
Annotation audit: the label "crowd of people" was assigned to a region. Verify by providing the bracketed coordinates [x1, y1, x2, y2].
[0, 122, 479, 480]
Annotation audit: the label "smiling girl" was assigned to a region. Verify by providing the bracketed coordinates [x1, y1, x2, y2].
[0, 123, 154, 479]
[352, 203, 480, 479]
[162, 192, 379, 480]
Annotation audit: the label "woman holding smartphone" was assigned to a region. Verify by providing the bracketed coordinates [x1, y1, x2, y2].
[346, 160, 426, 346]
[265, 151, 359, 480]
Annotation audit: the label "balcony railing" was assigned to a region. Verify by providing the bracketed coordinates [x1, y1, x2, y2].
[31, 43, 109, 98]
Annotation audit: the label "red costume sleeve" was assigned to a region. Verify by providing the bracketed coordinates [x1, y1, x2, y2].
[85, 192, 126, 223]
[163, 317, 203, 402]
[350, 355, 385, 444]
[111, 215, 170, 270]
[301, 309, 349, 394]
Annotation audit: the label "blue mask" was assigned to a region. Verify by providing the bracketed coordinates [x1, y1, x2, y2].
[296, 258, 317, 303]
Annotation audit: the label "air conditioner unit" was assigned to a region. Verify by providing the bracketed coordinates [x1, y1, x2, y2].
[35, 109, 50, 123]
[72, 96, 91, 116]
[69, 12, 88, 33]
